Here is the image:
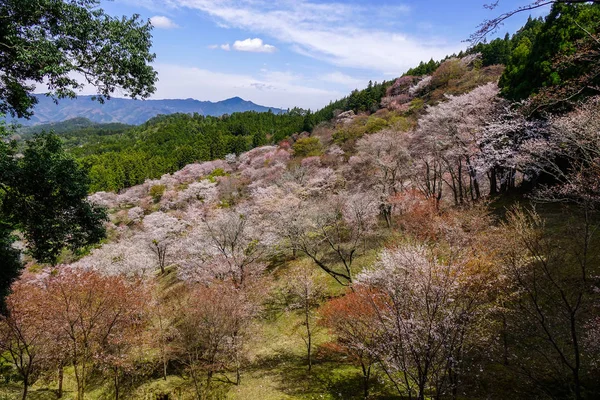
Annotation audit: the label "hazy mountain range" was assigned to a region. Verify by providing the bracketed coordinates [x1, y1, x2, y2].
[13, 95, 285, 125]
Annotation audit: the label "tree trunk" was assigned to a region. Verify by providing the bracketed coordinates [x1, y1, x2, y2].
[189, 361, 202, 400]
[306, 302, 312, 373]
[21, 375, 28, 400]
[58, 365, 64, 398]
[489, 168, 497, 195]
[157, 301, 168, 380]
[114, 368, 119, 400]
[458, 160, 464, 205]
[361, 362, 371, 399]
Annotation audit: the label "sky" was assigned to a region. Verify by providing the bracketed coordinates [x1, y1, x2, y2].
[88, 0, 551, 110]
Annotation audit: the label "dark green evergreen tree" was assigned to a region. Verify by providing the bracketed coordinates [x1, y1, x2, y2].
[1, 133, 107, 266]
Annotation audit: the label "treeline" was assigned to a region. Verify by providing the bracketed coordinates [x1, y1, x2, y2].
[314, 1, 600, 124]
[469, 2, 600, 102]
[312, 80, 392, 123]
[18, 117, 132, 148]
[67, 111, 304, 192]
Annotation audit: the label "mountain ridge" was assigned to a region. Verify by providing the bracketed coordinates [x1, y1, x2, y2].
[12, 94, 285, 126]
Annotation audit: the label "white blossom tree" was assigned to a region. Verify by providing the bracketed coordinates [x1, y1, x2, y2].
[279, 192, 379, 286]
[143, 212, 188, 274]
[356, 129, 412, 226]
[356, 244, 482, 399]
[413, 83, 500, 204]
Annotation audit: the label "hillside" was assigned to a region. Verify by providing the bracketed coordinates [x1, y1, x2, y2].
[2, 2, 600, 400]
[8, 81, 599, 399]
[11, 94, 285, 125]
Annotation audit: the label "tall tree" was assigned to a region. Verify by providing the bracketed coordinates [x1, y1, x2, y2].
[0, 0, 157, 118]
[1, 133, 107, 266]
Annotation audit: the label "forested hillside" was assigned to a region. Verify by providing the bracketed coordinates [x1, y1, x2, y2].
[1, 1, 600, 400]
[66, 111, 307, 192]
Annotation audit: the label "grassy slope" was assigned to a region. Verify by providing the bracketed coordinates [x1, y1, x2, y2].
[1, 254, 397, 400]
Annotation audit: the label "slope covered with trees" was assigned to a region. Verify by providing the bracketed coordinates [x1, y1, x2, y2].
[2, 1, 600, 400]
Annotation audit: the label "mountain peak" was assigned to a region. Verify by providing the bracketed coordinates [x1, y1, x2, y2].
[15, 95, 284, 125]
[223, 96, 247, 103]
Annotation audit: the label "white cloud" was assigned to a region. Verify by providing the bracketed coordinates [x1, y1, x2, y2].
[149, 15, 179, 29]
[164, 0, 462, 74]
[152, 64, 342, 110]
[220, 43, 231, 51]
[321, 71, 362, 87]
[232, 38, 276, 53]
[208, 44, 219, 49]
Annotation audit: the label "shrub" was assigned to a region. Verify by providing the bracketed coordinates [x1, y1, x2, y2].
[364, 117, 389, 134]
[149, 184, 166, 203]
[207, 168, 229, 183]
[431, 58, 468, 89]
[293, 137, 323, 157]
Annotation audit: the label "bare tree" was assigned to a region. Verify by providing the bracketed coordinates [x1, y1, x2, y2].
[285, 264, 325, 372]
[172, 282, 254, 399]
[496, 206, 600, 399]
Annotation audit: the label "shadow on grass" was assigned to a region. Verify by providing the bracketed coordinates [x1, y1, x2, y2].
[248, 346, 401, 399]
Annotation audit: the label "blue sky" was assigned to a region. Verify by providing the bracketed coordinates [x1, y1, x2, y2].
[91, 0, 551, 110]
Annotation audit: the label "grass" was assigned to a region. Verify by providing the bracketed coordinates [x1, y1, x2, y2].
[1, 310, 396, 400]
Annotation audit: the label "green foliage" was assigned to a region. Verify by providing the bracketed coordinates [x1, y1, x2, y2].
[149, 184, 166, 203]
[364, 117, 388, 134]
[0, 0, 157, 118]
[63, 111, 305, 192]
[18, 117, 133, 146]
[0, 223, 21, 311]
[0, 132, 107, 266]
[312, 80, 392, 124]
[499, 3, 600, 100]
[468, 33, 513, 67]
[408, 98, 425, 112]
[207, 168, 229, 183]
[405, 58, 439, 76]
[293, 137, 323, 157]
[431, 59, 469, 89]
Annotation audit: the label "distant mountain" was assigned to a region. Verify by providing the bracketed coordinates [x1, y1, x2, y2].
[13, 95, 285, 125]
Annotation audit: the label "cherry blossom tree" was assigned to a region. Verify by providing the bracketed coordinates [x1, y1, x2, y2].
[469, 1, 598, 43]
[284, 263, 326, 372]
[477, 103, 548, 194]
[172, 282, 255, 397]
[494, 207, 600, 399]
[0, 277, 52, 400]
[279, 192, 378, 286]
[38, 269, 148, 400]
[143, 211, 188, 274]
[413, 83, 500, 204]
[177, 208, 268, 287]
[356, 244, 482, 399]
[537, 96, 600, 207]
[356, 129, 412, 226]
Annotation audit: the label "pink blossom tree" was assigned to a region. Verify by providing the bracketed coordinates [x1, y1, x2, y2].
[356, 129, 412, 226]
[279, 192, 378, 286]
